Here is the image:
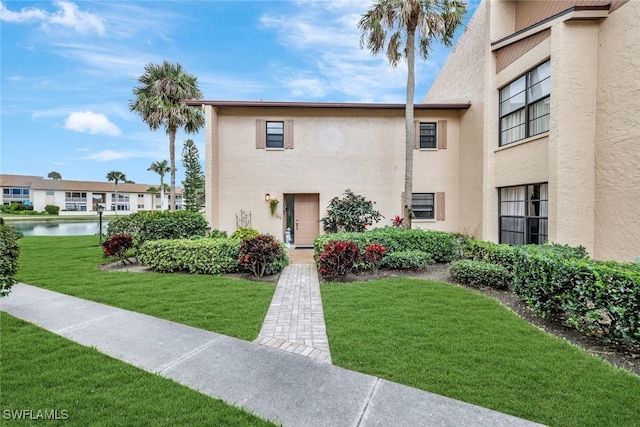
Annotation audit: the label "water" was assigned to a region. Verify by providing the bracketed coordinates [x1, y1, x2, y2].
[9, 220, 109, 236]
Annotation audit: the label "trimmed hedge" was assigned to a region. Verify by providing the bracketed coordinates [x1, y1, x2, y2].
[314, 227, 464, 264]
[44, 205, 60, 215]
[0, 225, 21, 297]
[380, 250, 434, 270]
[138, 238, 241, 274]
[106, 211, 208, 248]
[449, 260, 511, 290]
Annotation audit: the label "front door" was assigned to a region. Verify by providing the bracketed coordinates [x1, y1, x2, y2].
[293, 194, 319, 246]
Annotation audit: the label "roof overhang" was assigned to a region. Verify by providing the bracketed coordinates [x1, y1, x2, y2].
[491, 5, 610, 51]
[185, 100, 471, 110]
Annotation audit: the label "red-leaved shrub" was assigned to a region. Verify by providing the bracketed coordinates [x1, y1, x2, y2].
[318, 240, 361, 280]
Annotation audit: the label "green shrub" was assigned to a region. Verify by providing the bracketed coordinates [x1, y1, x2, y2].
[231, 227, 260, 240]
[264, 243, 289, 276]
[44, 205, 60, 215]
[138, 238, 241, 274]
[380, 250, 434, 270]
[318, 241, 361, 280]
[238, 235, 288, 277]
[320, 189, 383, 233]
[106, 211, 208, 248]
[449, 260, 511, 290]
[207, 229, 228, 239]
[314, 228, 463, 263]
[513, 251, 640, 348]
[0, 225, 21, 297]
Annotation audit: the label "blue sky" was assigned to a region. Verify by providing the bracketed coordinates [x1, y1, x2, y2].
[1, 0, 478, 186]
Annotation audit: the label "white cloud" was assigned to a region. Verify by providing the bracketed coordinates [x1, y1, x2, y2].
[0, 1, 104, 35]
[77, 148, 159, 162]
[64, 111, 121, 136]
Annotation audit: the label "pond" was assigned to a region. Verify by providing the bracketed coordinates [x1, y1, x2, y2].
[9, 220, 110, 236]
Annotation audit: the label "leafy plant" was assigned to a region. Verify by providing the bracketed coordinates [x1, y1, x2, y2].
[106, 210, 207, 249]
[391, 215, 404, 228]
[364, 243, 387, 275]
[138, 238, 241, 274]
[231, 227, 260, 240]
[44, 205, 60, 215]
[320, 189, 383, 233]
[101, 234, 133, 264]
[449, 260, 511, 290]
[269, 199, 279, 216]
[318, 240, 361, 280]
[0, 225, 21, 297]
[238, 235, 286, 277]
[207, 229, 228, 239]
[380, 250, 434, 270]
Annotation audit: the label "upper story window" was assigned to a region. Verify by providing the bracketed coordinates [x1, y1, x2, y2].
[419, 123, 437, 149]
[499, 60, 550, 146]
[266, 121, 284, 148]
[256, 119, 294, 149]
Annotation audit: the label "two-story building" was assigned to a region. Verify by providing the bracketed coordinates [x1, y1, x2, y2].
[1, 174, 184, 214]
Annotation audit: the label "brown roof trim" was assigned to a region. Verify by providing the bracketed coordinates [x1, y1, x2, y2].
[491, 5, 610, 50]
[186, 100, 471, 110]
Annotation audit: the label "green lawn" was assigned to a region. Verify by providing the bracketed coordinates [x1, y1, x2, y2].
[15, 236, 275, 341]
[321, 279, 640, 427]
[0, 312, 275, 426]
[8, 236, 640, 426]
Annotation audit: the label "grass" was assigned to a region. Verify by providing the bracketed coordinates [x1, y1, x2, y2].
[0, 312, 275, 426]
[15, 236, 275, 341]
[321, 278, 640, 427]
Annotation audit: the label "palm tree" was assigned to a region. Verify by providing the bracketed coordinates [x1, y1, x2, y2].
[47, 171, 62, 180]
[147, 160, 170, 211]
[129, 60, 204, 211]
[359, 0, 466, 228]
[106, 171, 126, 214]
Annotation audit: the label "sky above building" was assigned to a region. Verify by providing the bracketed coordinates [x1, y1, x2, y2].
[1, 0, 479, 186]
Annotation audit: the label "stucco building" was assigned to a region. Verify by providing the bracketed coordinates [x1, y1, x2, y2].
[192, 0, 638, 262]
[1, 174, 183, 214]
[425, 0, 639, 262]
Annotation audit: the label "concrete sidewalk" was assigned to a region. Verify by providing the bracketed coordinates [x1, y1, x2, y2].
[1, 284, 543, 427]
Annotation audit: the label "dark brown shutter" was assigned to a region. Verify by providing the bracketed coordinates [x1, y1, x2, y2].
[284, 120, 294, 149]
[256, 119, 266, 149]
[436, 192, 446, 220]
[437, 120, 447, 149]
[414, 121, 420, 149]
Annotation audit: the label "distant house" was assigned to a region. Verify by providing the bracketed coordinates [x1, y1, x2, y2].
[190, 0, 639, 263]
[0, 174, 184, 214]
[424, 0, 639, 262]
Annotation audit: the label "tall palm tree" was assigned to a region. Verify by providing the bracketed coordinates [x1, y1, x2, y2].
[106, 171, 126, 214]
[359, 0, 466, 228]
[129, 60, 204, 211]
[147, 160, 170, 211]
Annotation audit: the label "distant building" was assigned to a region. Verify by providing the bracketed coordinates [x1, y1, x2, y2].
[0, 174, 183, 214]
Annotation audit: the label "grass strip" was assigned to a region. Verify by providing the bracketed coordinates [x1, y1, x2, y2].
[321, 278, 640, 427]
[0, 313, 275, 426]
[15, 236, 274, 341]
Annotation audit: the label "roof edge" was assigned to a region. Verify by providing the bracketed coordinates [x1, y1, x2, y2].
[185, 100, 471, 110]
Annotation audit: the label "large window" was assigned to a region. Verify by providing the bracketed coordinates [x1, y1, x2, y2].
[499, 60, 550, 146]
[412, 193, 434, 220]
[266, 121, 284, 148]
[2, 187, 30, 204]
[419, 123, 437, 149]
[499, 183, 548, 245]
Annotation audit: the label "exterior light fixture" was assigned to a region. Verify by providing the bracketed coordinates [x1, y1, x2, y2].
[265, 193, 270, 202]
[97, 204, 105, 244]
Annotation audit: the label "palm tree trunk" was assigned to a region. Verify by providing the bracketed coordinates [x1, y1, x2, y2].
[114, 181, 119, 216]
[160, 177, 165, 211]
[169, 127, 177, 211]
[404, 26, 416, 229]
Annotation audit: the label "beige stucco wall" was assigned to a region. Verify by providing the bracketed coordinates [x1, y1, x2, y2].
[424, 1, 488, 238]
[205, 107, 462, 240]
[594, 0, 640, 262]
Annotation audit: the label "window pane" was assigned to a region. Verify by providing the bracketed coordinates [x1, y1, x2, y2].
[528, 96, 550, 136]
[266, 121, 284, 148]
[500, 90, 525, 116]
[500, 109, 526, 146]
[528, 60, 550, 87]
[419, 123, 436, 149]
[412, 193, 434, 219]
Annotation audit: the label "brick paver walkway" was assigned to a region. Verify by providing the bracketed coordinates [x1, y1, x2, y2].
[255, 263, 331, 363]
